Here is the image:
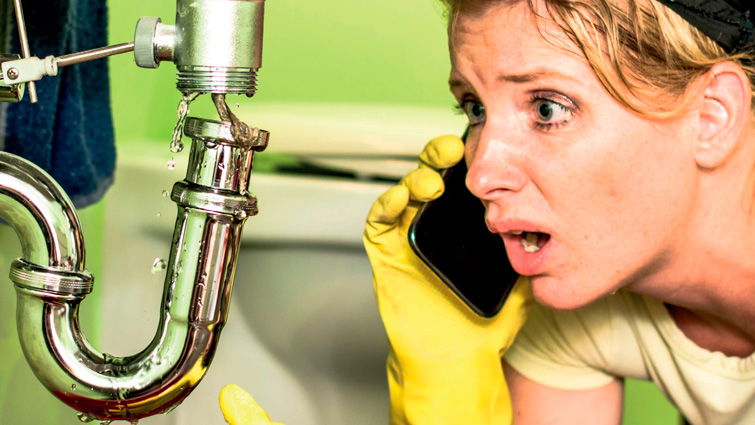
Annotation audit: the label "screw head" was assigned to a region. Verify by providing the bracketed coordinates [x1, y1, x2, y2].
[6, 68, 19, 80]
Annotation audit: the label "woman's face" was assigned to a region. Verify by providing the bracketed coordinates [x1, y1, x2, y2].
[449, 1, 701, 310]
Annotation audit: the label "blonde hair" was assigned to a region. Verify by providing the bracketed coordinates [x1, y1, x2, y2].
[442, 0, 755, 117]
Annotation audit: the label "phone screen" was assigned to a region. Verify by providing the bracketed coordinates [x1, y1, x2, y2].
[407, 155, 518, 317]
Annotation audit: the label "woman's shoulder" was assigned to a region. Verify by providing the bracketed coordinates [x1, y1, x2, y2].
[507, 290, 651, 385]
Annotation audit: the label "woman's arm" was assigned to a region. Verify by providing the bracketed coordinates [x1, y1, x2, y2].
[504, 362, 624, 424]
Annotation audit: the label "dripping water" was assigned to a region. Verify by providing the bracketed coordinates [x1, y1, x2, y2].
[171, 92, 201, 154]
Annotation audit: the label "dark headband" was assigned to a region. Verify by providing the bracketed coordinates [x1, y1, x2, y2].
[654, 0, 754, 53]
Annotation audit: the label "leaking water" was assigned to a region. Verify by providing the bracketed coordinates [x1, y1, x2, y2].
[163, 403, 180, 415]
[150, 351, 165, 366]
[233, 208, 247, 220]
[211, 93, 255, 150]
[171, 92, 200, 154]
[167, 159, 176, 171]
[77, 412, 96, 423]
[151, 258, 167, 274]
[162, 189, 169, 198]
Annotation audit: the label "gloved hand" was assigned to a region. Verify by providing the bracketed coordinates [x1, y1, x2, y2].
[219, 384, 284, 425]
[364, 135, 533, 425]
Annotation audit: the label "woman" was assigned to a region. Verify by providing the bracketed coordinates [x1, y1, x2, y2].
[367, 0, 755, 424]
[222, 0, 755, 423]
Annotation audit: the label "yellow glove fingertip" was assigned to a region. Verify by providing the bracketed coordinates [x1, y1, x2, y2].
[219, 384, 274, 425]
[403, 168, 444, 202]
[419, 135, 465, 170]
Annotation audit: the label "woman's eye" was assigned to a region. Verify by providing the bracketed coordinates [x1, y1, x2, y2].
[463, 101, 486, 125]
[533, 98, 572, 128]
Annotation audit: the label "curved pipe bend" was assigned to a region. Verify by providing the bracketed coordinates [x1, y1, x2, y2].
[3, 118, 257, 421]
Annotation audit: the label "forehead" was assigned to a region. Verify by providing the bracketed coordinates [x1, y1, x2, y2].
[448, 1, 590, 87]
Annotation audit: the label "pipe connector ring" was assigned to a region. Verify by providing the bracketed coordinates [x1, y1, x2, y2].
[171, 180, 258, 217]
[10, 259, 93, 298]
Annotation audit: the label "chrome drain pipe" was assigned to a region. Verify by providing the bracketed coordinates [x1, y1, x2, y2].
[6, 117, 266, 421]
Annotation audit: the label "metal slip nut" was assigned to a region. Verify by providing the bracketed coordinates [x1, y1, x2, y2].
[10, 259, 94, 298]
[171, 180, 258, 216]
[7, 68, 19, 80]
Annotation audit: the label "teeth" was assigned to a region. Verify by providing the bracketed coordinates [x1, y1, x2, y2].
[510, 230, 523, 235]
[521, 232, 541, 253]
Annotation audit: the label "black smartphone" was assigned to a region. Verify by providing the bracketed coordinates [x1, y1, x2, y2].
[407, 144, 519, 317]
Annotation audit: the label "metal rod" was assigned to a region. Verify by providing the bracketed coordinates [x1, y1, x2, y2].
[55, 42, 135, 68]
[12, 0, 36, 102]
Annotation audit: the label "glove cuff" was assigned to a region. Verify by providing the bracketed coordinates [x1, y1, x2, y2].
[387, 349, 512, 424]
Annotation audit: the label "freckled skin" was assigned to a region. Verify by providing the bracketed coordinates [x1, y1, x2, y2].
[448, 2, 701, 311]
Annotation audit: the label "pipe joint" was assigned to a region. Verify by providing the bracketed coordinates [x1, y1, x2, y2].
[171, 180, 258, 217]
[10, 258, 93, 298]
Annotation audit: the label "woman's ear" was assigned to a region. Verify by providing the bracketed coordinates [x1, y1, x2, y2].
[694, 61, 752, 169]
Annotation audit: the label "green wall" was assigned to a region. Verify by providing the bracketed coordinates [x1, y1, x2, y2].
[107, 0, 455, 144]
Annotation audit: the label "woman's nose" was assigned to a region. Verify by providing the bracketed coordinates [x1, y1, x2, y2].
[465, 126, 527, 201]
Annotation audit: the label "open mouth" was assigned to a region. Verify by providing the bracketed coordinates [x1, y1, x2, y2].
[511, 231, 550, 253]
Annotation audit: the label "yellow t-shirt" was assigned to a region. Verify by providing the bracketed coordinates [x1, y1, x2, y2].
[504, 290, 755, 425]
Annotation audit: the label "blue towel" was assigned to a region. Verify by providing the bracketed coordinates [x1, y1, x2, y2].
[0, 0, 115, 208]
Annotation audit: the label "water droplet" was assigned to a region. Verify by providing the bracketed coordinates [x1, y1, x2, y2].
[233, 208, 247, 220]
[151, 352, 165, 366]
[235, 103, 240, 108]
[162, 189, 169, 198]
[157, 212, 161, 218]
[151, 258, 167, 274]
[99, 420, 113, 425]
[130, 420, 139, 425]
[71, 383, 77, 391]
[77, 412, 96, 423]
[167, 160, 176, 171]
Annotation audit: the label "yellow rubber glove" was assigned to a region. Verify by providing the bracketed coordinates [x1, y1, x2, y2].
[219, 384, 284, 425]
[364, 135, 533, 425]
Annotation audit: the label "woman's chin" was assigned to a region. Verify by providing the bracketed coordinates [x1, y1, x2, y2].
[529, 275, 609, 312]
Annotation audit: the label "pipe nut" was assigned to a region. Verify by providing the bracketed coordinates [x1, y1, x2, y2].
[171, 180, 258, 217]
[10, 259, 93, 298]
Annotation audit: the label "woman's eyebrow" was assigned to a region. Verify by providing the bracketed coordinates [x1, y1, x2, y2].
[448, 77, 467, 91]
[448, 68, 583, 91]
[497, 69, 582, 84]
